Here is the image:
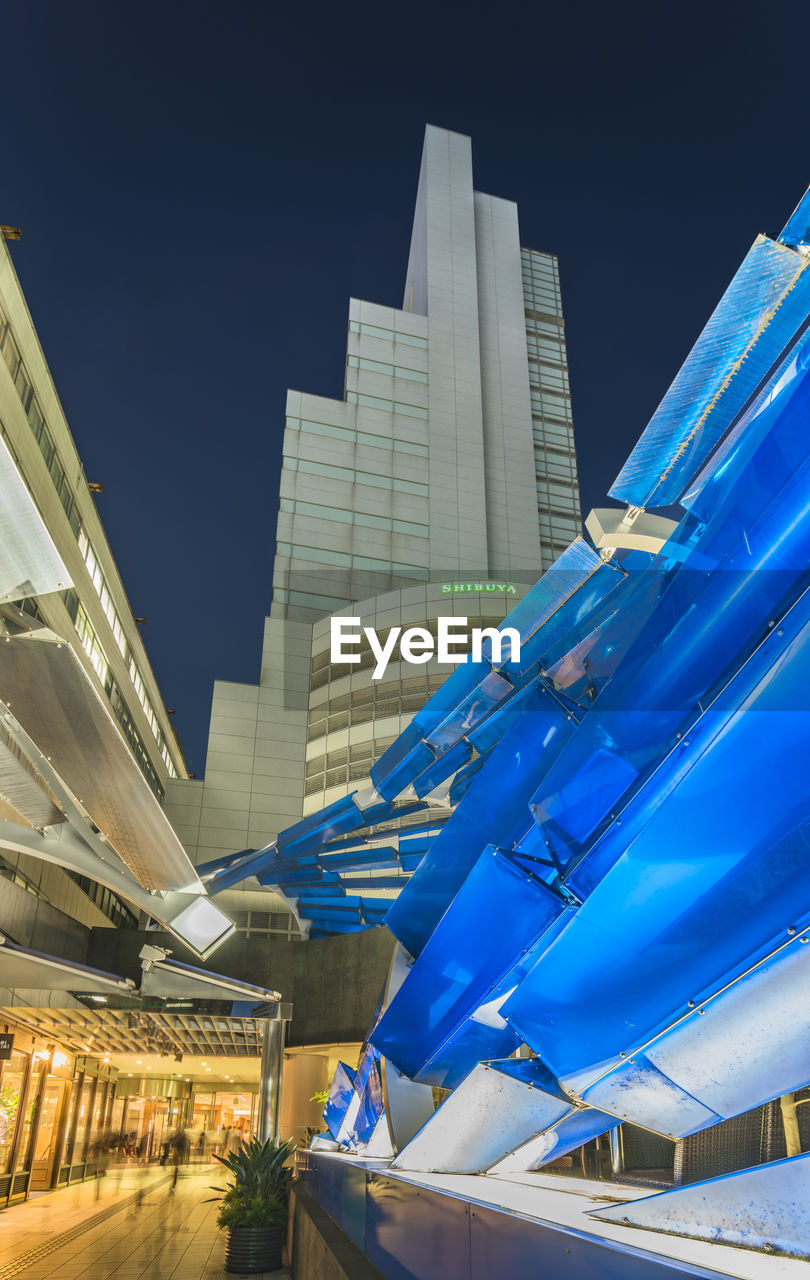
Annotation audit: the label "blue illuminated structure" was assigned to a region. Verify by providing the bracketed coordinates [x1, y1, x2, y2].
[204, 188, 810, 1268]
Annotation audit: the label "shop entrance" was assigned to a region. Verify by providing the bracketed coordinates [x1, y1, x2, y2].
[29, 1075, 70, 1191]
[113, 1079, 192, 1161]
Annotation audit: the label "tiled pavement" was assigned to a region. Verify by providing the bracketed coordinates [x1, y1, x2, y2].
[0, 1164, 291, 1280]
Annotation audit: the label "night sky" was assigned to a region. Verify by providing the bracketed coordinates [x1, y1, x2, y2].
[3, 1, 808, 771]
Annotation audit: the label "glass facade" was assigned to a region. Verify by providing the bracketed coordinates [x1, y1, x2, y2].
[0, 1031, 118, 1207]
[521, 248, 581, 565]
[0, 300, 182, 781]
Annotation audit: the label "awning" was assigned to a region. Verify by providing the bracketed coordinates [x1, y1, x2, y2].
[0, 433, 71, 603]
[0, 630, 201, 892]
[0, 934, 136, 995]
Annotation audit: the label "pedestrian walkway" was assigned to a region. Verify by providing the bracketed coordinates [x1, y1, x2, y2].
[0, 1163, 291, 1279]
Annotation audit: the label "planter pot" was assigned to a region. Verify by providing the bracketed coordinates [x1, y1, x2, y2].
[225, 1223, 284, 1274]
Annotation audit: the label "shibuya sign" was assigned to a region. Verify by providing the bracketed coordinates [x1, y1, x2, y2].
[441, 581, 517, 594]
[331, 616, 521, 680]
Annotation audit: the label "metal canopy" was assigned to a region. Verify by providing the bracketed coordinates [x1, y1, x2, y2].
[0, 1002, 266, 1059]
[0, 630, 201, 892]
[0, 433, 71, 603]
[139, 950, 282, 1005]
[0, 935, 136, 995]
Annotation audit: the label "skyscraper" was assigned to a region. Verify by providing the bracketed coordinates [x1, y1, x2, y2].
[165, 126, 580, 930]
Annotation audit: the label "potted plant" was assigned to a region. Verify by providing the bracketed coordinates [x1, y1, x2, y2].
[210, 1135, 296, 1274]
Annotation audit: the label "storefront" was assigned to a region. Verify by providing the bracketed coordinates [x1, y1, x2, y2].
[0, 1022, 118, 1208]
[191, 1088, 257, 1148]
[113, 1077, 192, 1160]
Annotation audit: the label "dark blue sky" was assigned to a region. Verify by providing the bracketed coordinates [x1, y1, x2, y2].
[4, 0, 809, 770]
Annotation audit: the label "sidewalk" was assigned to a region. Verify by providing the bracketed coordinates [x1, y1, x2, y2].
[0, 1163, 291, 1280]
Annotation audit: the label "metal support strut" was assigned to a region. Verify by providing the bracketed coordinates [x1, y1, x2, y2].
[257, 1010, 290, 1143]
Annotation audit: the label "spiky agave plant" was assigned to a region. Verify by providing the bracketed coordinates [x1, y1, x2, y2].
[209, 1136, 296, 1228]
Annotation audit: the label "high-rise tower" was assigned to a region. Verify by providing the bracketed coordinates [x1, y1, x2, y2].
[165, 127, 580, 932]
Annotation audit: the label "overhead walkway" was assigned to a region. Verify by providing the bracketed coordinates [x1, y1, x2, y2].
[0, 1162, 290, 1280]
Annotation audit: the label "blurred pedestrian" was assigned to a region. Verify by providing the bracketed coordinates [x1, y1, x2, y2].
[168, 1126, 187, 1194]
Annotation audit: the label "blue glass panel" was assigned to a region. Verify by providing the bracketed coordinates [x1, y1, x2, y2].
[374, 817, 449, 839]
[399, 853, 428, 873]
[370, 722, 435, 800]
[360, 899, 394, 924]
[323, 1061, 356, 1138]
[286, 882, 345, 897]
[370, 542, 606, 803]
[411, 738, 471, 798]
[610, 236, 810, 508]
[386, 689, 575, 958]
[309, 924, 367, 936]
[529, 359, 810, 875]
[480, 1056, 565, 1091]
[352, 1059, 383, 1145]
[467, 680, 538, 754]
[492, 538, 603, 641]
[298, 896, 361, 920]
[321, 808, 431, 851]
[412, 1021, 523, 1090]
[779, 183, 810, 248]
[359, 798, 428, 827]
[269, 868, 335, 888]
[320, 847, 401, 872]
[494, 563, 627, 685]
[504, 585, 810, 1086]
[447, 752, 490, 805]
[196, 847, 258, 878]
[206, 847, 273, 893]
[525, 1106, 615, 1169]
[682, 332, 810, 521]
[397, 835, 433, 857]
[540, 566, 665, 707]
[276, 792, 363, 855]
[335, 875, 406, 890]
[423, 669, 515, 754]
[372, 846, 563, 1082]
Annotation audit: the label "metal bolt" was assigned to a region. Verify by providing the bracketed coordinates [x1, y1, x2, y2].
[788, 927, 796, 935]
